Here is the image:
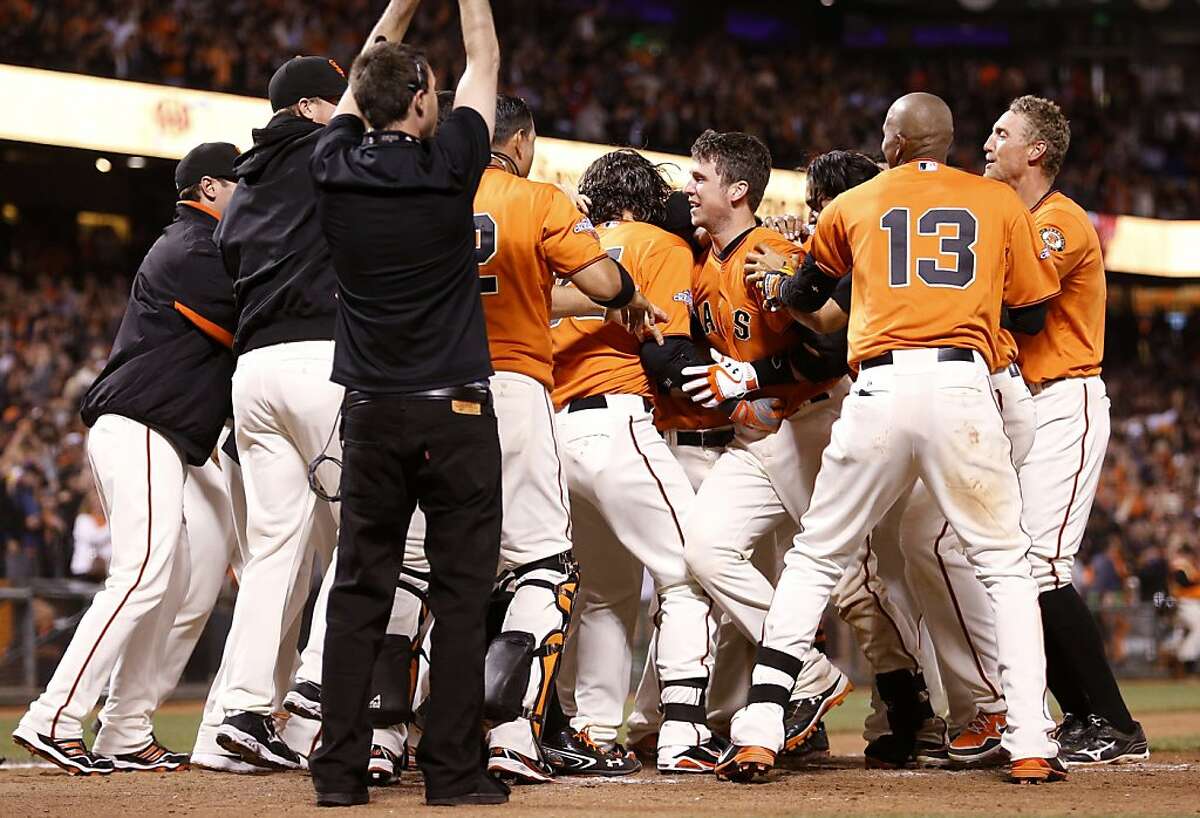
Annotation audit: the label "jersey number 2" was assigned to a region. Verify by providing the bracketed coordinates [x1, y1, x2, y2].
[474, 213, 499, 295]
[880, 208, 977, 289]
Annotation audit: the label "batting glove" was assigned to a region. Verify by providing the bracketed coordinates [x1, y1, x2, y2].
[729, 397, 785, 435]
[681, 349, 760, 408]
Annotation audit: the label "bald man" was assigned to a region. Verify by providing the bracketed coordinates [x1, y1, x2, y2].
[717, 93, 1066, 784]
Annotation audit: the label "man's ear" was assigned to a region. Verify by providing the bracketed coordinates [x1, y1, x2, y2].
[412, 89, 427, 120]
[728, 180, 750, 208]
[1028, 139, 1049, 166]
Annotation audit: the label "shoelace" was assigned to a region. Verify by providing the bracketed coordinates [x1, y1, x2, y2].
[574, 730, 608, 755]
[964, 713, 996, 736]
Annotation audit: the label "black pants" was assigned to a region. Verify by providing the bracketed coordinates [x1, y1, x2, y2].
[311, 391, 502, 799]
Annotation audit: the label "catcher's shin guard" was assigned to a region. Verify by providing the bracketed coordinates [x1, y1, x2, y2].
[368, 566, 429, 728]
[488, 552, 578, 738]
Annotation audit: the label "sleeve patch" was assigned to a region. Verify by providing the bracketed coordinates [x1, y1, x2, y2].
[1040, 226, 1066, 253]
[572, 217, 598, 238]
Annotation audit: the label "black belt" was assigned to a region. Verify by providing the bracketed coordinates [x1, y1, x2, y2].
[567, 395, 653, 413]
[346, 383, 490, 408]
[993, 362, 1022, 378]
[860, 347, 976, 370]
[673, 428, 735, 448]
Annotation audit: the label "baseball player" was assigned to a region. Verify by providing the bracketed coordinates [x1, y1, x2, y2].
[551, 149, 741, 774]
[717, 93, 1065, 785]
[679, 130, 927, 756]
[210, 43, 360, 769]
[13, 143, 240, 775]
[984, 95, 1148, 764]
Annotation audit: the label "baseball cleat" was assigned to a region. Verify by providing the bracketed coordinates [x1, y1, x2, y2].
[216, 712, 303, 770]
[781, 720, 830, 764]
[864, 733, 915, 769]
[713, 742, 775, 783]
[283, 680, 322, 721]
[12, 726, 115, 776]
[1052, 712, 1089, 754]
[487, 746, 554, 784]
[782, 672, 854, 752]
[1063, 717, 1149, 766]
[628, 732, 658, 764]
[914, 739, 953, 768]
[367, 744, 400, 786]
[191, 752, 271, 774]
[109, 736, 189, 772]
[1009, 755, 1068, 784]
[657, 734, 729, 774]
[541, 727, 641, 777]
[949, 711, 1007, 766]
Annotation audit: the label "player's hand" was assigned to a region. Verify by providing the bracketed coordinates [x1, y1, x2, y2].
[614, 291, 667, 346]
[557, 182, 592, 216]
[761, 214, 809, 243]
[681, 348, 760, 407]
[745, 244, 799, 285]
[729, 397, 785, 435]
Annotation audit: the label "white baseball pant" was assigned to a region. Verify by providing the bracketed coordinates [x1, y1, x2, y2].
[732, 349, 1057, 761]
[1020, 376, 1110, 592]
[20, 415, 190, 754]
[556, 396, 717, 750]
[218, 340, 342, 718]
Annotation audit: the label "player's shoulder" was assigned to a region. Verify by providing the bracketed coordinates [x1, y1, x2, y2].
[747, 225, 798, 254]
[1035, 191, 1099, 252]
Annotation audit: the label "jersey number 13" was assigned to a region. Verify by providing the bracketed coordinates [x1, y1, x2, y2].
[880, 208, 977, 290]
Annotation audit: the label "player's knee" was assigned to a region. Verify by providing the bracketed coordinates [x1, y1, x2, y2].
[683, 540, 725, 585]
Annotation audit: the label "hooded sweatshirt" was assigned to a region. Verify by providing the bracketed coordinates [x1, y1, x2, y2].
[216, 112, 338, 354]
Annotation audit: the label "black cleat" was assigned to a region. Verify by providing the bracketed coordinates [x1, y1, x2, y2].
[110, 736, 190, 772]
[216, 712, 302, 770]
[783, 673, 854, 752]
[781, 721, 830, 764]
[367, 744, 400, 786]
[541, 728, 641, 777]
[1063, 717, 1149, 766]
[1053, 712, 1089, 754]
[657, 734, 729, 774]
[713, 742, 775, 783]
[12, 726, 115, 776]
[283, 680, 322, 721]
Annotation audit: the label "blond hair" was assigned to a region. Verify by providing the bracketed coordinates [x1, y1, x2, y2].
[1009, 95, 1071, 179]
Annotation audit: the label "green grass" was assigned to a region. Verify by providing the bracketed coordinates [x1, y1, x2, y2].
[2, 679, 1197, 765]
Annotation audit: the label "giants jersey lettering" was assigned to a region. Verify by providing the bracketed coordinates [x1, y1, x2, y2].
[1016, 191, 1106, 384]
[475, 166, 608, 389]
[809, 160, 1059, 371]
[552, 221, 694, 409]
[693, 226, 837, 416]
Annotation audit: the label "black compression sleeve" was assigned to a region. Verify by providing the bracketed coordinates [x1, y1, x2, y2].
[639, 336, 709, 393]
[594, 260, 636, 309]
[779, 253, 839, 313]
[1003, 302, 1049, 335]
[750, 352, 797, 387]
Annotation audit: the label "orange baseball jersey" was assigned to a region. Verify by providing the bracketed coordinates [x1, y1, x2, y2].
[692, 226, 839, 416]
[475, 165, 609, 390]
[1016, 191, 1106, 384]
[552, 220, 694, 409]
[808, 159, 1060, 371]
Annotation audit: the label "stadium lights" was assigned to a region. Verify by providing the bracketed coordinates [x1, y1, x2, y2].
[95, 157, 112, 173]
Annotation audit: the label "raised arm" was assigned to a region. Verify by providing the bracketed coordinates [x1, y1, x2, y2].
[452, 0, 500, 139]
[334, 0, 424, 121]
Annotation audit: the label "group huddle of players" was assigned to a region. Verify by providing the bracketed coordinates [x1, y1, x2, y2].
[11, 0, 1150, 797]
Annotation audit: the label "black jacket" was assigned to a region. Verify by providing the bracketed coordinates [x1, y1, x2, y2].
[216, 112, 337, 354]
[81, 203, 236, 466]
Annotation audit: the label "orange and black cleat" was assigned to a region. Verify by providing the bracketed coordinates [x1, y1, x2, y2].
[714, 743, 776, 783]
[1009, 755, 1068, 784]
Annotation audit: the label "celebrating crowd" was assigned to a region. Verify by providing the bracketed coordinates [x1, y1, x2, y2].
[1, 0, 1198, 218]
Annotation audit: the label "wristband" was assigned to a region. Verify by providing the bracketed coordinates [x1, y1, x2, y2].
[594, 261, 637, 309]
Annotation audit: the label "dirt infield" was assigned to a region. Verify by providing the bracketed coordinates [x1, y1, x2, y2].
[3, 711, 1198, 818]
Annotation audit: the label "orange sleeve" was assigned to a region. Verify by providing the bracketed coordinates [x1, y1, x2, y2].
[1004, 205, 1060, 308]
[540, 187, 609, 277]
[807, 199, 852, 278]
[1037, 207, 1089, 281]
[638, 240, 695, 337]
[174, 302, 234, 348]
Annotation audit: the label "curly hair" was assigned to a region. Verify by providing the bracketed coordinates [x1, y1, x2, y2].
[1008, 95, 1071, 179]
[578, 149, 673, 225]
[805, 150, 883, 213]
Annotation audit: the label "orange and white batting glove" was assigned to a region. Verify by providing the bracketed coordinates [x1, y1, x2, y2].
[681, 349, 760, 408]
[729, 397, 785, 435]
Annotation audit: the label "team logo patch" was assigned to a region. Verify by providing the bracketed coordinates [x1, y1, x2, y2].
[328, 59, 346, 78]
[673, 290, 693, 306]
[918, 160, 939, 172]
[572, 217, 598, 238]
[1040, 226, 1066, 253]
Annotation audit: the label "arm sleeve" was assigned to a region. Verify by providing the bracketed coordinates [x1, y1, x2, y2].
[639, 240, 698, 338]
[173, 238, 236, 348]
[1001, 302, 1049, 335]
[831, 272, 853, 314]
[435, 107, 490, 184]
[540, 188, 608, 276]
[309, 114, 368, 188]
[1039, 210, 1089, 281]
[1004, 205, 1060, 308]
[779, 252, 840, 313]
[639, 336, 711, 393]
[807, 200, 853, 278]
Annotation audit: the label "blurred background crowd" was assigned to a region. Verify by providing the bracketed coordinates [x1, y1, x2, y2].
[1, 0, 1198, 218]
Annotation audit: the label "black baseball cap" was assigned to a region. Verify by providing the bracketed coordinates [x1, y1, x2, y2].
[174, 142, 239, 193]
[269, 56, 348, 110]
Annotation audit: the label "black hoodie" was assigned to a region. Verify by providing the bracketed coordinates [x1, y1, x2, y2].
[216, 111, 337, 354]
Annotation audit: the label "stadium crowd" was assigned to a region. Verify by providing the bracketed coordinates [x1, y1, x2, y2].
[1, 0, 1198, 219]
